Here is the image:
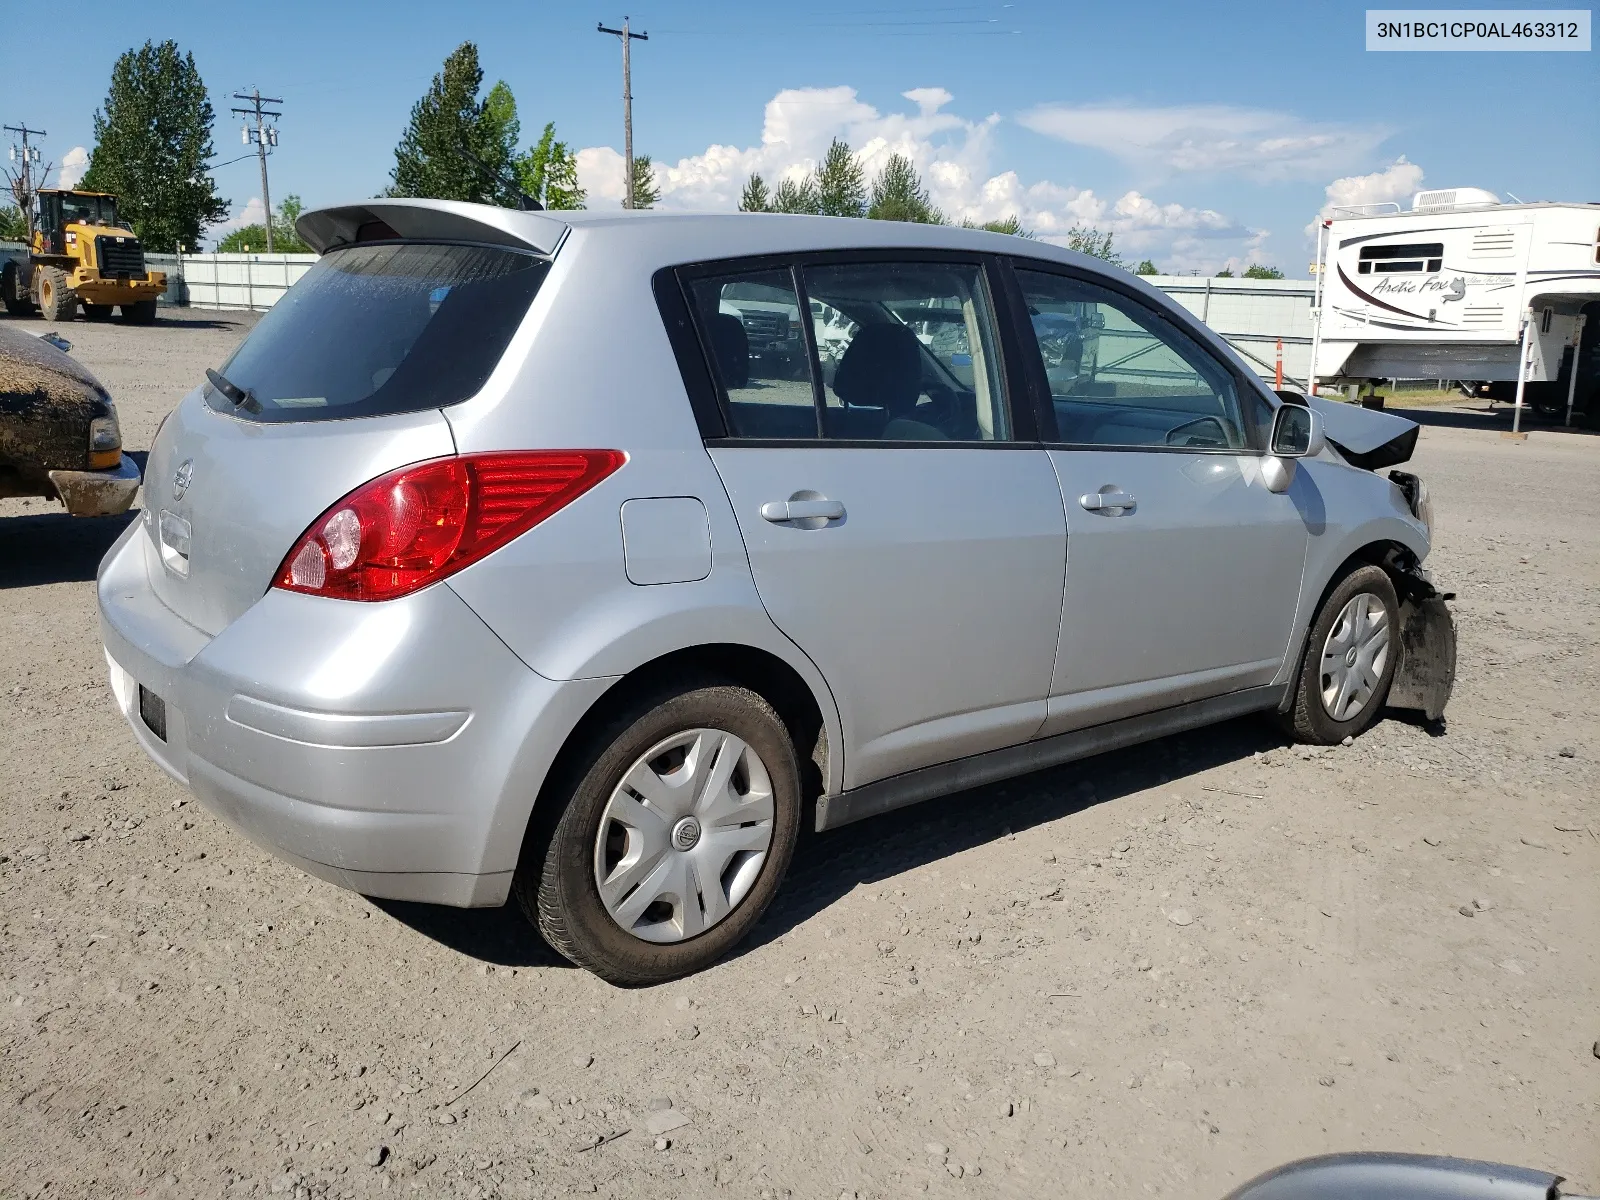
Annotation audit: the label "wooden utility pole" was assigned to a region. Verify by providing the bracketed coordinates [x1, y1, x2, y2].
[597, 18, 648, 208]
[230, 91, 282, 251]
[4, 122, 47, 241]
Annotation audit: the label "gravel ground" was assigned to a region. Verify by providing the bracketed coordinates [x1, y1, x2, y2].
[2, 308, 1597, 1200]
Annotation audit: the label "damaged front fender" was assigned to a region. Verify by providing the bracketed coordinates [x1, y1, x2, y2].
[1387, 559, 1457, 722]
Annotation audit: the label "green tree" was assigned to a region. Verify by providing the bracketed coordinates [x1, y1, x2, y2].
[387, 42, 516, 205]
[739, 173, 772, 213]
[214, 194, 312, 253]
[771, 174, 820, 214]
[514, 122, 584, 210]
[962, 215, 1031, 237]
[629, 154, 662, 209]
[1135, 259, 1159, 275]
[867, 154, 941, 224]
[0, 204, 26, 242]
[1215, 267, 1235, 278]
[1063, 225, 1121, 266]
[1243, 263, 1284, 279]
[79, 39, 228, 252]
[814, 138, 866, 218]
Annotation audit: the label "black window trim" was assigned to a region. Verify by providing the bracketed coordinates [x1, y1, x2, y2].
[663, 248, 1036, 449]
[1000, 255, 1277, 456]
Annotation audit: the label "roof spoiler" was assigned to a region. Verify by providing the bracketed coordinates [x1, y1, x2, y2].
[296, 198, 569, 257]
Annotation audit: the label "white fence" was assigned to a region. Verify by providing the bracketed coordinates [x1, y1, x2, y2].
[174, 252, 317, 311]
[1145, 275, 1316, 388]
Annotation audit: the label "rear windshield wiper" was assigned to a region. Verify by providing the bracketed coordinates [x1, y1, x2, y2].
[205, 367, 261, 413]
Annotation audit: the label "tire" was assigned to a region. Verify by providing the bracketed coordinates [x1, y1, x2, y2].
[516, 679, 802, 985]
[82, 302, 114, 321]
[38, 267, 77, 322]
[1279, 564, 1400, 744]
[120, 300, 157, 325]
[2, 263, 36, 315]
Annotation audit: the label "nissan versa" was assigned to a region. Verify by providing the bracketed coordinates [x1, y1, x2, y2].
[97, 200, 1456, 985]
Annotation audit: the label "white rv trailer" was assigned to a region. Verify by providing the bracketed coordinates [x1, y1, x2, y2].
[1310, 188, 1600, 423]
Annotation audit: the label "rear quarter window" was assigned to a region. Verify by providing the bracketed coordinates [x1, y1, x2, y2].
[207, 242, 548, 423]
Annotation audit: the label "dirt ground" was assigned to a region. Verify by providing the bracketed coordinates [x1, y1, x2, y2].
[2, 308, 1597, 1200]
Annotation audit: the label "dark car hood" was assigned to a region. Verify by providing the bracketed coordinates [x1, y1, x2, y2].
[1309, 395, 1420, 470]
[0, 324, 113, 471]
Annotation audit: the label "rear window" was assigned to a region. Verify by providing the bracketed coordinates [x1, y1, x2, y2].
[206, 242, 548, 423]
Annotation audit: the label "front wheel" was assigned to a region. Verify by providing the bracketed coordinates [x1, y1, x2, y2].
[516, 680, 802, 985]
[38, 267, 77, 321]
[1279, 565, 1400, 744]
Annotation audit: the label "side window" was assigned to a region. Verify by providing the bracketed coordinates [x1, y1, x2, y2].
[1016, 268, 1248, 450]
[803, 261, 1008, 442]
[685, 270, 819, 439]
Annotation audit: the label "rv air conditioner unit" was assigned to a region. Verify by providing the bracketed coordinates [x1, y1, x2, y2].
[1412, 188, 1501, 211]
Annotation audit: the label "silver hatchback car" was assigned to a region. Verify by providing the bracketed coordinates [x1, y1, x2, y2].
[98, 200, 1456, 983]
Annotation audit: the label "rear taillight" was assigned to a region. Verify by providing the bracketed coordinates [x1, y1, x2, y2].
[273, 450, 625, 602]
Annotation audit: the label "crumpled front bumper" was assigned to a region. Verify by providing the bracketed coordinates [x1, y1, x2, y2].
[49, 455, 142, 517]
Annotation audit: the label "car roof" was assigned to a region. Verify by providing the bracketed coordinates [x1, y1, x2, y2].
[297, 197, 1136, 283]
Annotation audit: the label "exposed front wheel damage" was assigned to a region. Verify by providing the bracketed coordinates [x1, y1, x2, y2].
[1385, 554, 1457, 722]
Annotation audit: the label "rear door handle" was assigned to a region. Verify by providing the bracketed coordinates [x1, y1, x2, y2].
[760, 499, 846, 523]
[1079, 490, 1136, 513]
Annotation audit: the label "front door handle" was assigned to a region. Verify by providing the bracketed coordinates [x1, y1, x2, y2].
[1079, 490, 1136, 513]
[761, 499, 846, 523]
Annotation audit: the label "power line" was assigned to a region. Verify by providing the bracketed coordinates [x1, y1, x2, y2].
[4, 122, 47, 240]
[230, 90, 282, 251]
[597, 18, 648, 209]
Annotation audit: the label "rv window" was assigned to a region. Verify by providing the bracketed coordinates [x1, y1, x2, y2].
[1357, 242, 1444, 275]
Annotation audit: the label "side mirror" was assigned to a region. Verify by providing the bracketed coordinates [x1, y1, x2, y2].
[1269, 404, 1324, 458]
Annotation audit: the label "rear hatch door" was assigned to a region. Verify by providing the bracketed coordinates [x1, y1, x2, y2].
[140, 237, 552, 635]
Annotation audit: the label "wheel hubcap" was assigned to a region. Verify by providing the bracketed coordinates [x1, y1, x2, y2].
[1319, 592, 1391, 722]
[593, 728, 775, 944]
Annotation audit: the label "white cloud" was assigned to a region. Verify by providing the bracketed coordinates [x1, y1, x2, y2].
[1318, 156, 1424, 216]
[575, 86, 1264, 274]
[1016, 103, 1390, 182]
[206, 196, 266, 248]
[57, 146, 90, 189]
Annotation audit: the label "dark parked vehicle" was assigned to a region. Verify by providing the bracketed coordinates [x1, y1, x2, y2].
[0, 324, 141, 516]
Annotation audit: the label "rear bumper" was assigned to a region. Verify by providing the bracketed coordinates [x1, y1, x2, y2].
[49, 455, 141, 516]
[97, 521, 615, 906]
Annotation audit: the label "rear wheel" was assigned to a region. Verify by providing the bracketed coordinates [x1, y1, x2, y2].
[2, 263, 36, 315]
[516, 679, 802, 985]
[1279, 565, 1399, 744]
[38, 267, 77, 322]
[82, 302, 115, 321]
[120, 300, 157, 325]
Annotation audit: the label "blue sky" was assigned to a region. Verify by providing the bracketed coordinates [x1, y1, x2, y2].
[19, 0, 1600, 271]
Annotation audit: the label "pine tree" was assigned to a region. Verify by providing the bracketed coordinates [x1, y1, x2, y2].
[739, 173, 771, 213]
[771, 175, 820, 215]
[814, 138, 866, 218]
[629, 155, 662, 209]
[79, 40, 228, 252]
[866, 154, 941, 224]
[387, 43, 515, 204]
[515, 122, 585, 210]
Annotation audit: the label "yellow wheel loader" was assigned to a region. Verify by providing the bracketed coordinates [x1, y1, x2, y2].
[1, 190, 167, 324]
